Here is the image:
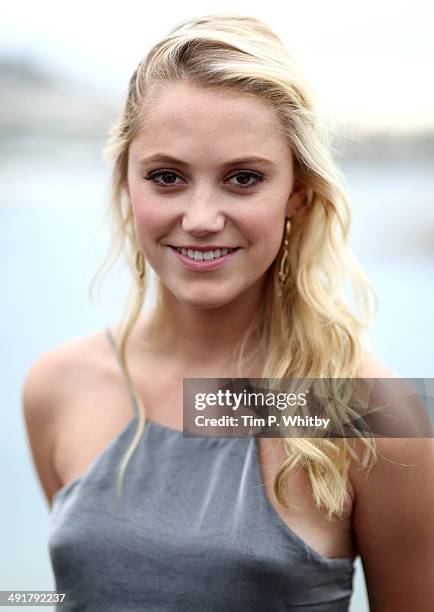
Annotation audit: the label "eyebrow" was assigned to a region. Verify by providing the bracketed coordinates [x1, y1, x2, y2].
[138, 153, 276, 167]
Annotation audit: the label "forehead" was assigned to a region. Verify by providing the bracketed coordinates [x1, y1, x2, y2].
[130, 81, 291, 163]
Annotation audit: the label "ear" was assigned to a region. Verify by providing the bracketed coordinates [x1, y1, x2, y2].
[285, 180, 307, 217]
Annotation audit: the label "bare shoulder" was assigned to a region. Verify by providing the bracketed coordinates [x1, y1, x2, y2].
[348, 353, 434, 610]
[22, 330, 111, 415]
[356, 352, 400, 378]
[21, 330, 111, 507]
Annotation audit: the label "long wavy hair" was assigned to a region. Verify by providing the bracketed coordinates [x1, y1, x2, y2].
[90, 13, 378, 520]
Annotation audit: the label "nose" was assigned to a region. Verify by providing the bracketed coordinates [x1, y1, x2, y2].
[181, 187, 225, 236]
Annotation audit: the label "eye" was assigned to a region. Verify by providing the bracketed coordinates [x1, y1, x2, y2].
[143, 170, 184, 187]
[143, 169, 265, 189]
[226, 171, 265, 189]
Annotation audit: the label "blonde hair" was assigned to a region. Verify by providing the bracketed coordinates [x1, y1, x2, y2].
[90, 13, 378, 520]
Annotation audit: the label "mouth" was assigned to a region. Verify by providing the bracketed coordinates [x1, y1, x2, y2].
[168, 245, 241, 262]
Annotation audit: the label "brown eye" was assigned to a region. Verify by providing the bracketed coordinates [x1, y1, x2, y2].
[144, 170, 183, 187]
[227, 171, 265, 188]
[143, 169, 265, 189]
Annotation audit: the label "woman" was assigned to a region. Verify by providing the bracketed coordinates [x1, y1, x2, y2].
[22, 13, 433, 611]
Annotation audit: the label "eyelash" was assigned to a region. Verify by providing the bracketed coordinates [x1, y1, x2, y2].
[143, 169, 265, 190]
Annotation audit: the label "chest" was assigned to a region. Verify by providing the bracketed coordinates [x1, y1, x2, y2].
[50, 426, 355, 610]
[137, 372, 356, 561]
[56, 365, 356, 563]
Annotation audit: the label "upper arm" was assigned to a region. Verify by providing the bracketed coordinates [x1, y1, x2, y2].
[350, 355, 434, 611]
[21, 350, 64, 509]
[350, 437, 434, 611]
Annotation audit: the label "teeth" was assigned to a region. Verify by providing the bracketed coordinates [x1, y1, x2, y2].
[175, 247, 235, 261]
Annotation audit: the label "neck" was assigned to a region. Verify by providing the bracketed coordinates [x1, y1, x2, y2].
[140, 279, 266, 367]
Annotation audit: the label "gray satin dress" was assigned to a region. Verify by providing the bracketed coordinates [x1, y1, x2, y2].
[48, 328, 355, 611]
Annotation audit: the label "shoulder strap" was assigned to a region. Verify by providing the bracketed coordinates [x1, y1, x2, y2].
[105, 327, 138, 416]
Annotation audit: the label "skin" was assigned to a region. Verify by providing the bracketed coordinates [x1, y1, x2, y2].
[125, 81, 306, 366]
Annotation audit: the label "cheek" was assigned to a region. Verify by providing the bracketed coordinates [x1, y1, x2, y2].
[250, 209, 285, 255]
[131, 199, 167, 243]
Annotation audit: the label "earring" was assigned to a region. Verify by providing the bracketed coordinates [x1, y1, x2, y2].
[135, 250, 145, 292]
[277, 218, 291, 297]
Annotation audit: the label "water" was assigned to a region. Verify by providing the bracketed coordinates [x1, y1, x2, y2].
[1, 137, 433, 611]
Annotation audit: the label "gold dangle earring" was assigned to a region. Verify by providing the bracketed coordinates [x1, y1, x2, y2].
[277, 217, 291, 298]
[135, 250, 145, 293]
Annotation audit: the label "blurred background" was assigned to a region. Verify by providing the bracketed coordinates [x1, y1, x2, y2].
[1, 1, 433, 610]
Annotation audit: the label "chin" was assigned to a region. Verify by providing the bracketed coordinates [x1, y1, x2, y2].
[172, 286, 238, 310]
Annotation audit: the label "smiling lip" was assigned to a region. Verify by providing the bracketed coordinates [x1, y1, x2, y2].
[168, 245, 240, 271]
[169, 245, 240, 251]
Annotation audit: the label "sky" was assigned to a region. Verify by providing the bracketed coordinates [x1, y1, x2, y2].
[1, 0, 434, 134]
